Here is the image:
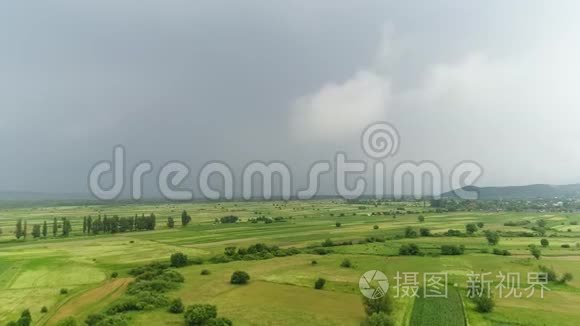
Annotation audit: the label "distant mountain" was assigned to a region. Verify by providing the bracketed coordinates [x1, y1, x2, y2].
[442, 183, 580, 200]
[0, 191, 90, 201]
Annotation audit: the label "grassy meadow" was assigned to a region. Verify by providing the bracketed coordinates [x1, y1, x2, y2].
[1, 200, 580, 325]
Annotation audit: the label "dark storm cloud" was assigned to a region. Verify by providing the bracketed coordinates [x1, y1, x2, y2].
[1, 1, 579, 195]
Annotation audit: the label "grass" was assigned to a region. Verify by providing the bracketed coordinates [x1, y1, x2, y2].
[0, 200, 580, 325]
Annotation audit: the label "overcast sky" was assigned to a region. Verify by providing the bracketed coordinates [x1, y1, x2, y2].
[1, 1, 579, 197]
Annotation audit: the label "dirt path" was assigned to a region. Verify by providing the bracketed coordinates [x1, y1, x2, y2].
[44, 278, 131, 325]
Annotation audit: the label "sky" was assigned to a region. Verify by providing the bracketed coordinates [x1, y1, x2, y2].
[1, 1, 580, 198]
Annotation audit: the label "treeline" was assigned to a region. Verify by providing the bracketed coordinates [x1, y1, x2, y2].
[13, 213, 157, 240]
[82, 214, 157, 235]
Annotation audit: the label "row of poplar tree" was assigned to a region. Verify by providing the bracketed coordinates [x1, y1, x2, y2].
[15, 217, 72, 239]
[14, 213, 158, 239]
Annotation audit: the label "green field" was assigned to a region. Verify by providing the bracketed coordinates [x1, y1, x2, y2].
[1, 200, 580, 325]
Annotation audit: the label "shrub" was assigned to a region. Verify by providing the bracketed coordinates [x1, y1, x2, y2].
[492, 248, 511, 256]
[336, 222, 342, 227]
[465, 223, 478, 234]
[340, 259, 352, 268]
[485, 231, 500, 245]
[230, 271, 250, 285]
[418, 215, 425, 223]
[311, 260, 318, 265]
[561, 244, 571, 248]
[168, 298, 185, 314]
[540, 238, 549, 247]
[419, 228, 431, 237]
[539, 265, 558, 282]
[40, 306, 48, 313]
[441, 244, 465, 255]
[445, 229, 462, 236]
[399, 244, 421, 256]
[60, 288, 69, 295]
[530, 246, 542, 260]
[473, 292, 495, 313]
[314, 278, 326, 290]
[200, 269, 211, 275]
[170, 252, 189, 267]
[85, 314, 105, 326]
[373, 225, 379, 230]
[477, 222, 484, 228]
[404, 227, 418, 238]
[126, 279, 178, 295]
[111, 272, 119, 278]
[184, 304, 217, 326]
[560, 272, 574, 284]
[322, 239, 334, 247]
[219, 215, 239, 224]
[361, 312, 394, 326]
[362, 294, 393, 316]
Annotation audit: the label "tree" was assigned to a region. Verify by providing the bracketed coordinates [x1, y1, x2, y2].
[477, 222, 484, 229]
[404, 226, 417, 238]
[362, 293, 394, 316]
[62, 218, 72, 236]
[184, 304, 217, 326]
[537, 219, 547, 228]
[335, 222, 342, 227]
[42, 221, 48, 238]
[466, 223, 478, 235]
[418, 215, 425, 223]
[230, 271, 250, 284]
[170, 252, 189, 267]
[530, 246, 542, 260]
[340, 259, 352, 268]
[167, 217, 175, 228]
[472, 290, 495, 313]
[541, 238, 549, 247]
[53, 217, 58, 237]
[399, 244, 421, 256]
[87, 216, 93, 234]
[485, 231, 500, 245]
[419, 228, 431, 237]
[181, 210, 192, 227]
[23, 220, 28, 239]
[32, 224, 41, 238]
[83, 216, 87, 234]
[314, 278, 326, 289]
[168, 298, 185, 313]
[361, 313, 394, 326]
[15, 219, 23, 239]
[560, 272, 573, 284]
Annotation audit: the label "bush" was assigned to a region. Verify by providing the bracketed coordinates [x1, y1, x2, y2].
[111, 272, 119, 278]
[399, 244, 421, 256]
[85, 314, 105, 326]
[311, 260, 318, 265]
[404, 227, 418, 238]
[530, 246, 542, 260]
[561, 244, 571, 248]
[60, 288, 69, 295]
[418, 215, 425, 223]
[40, 306, 48, 313]
[168, 298, 185, 313]
[560, 272, 574, 284]
[465, 223, 478, 234]
[419, 228, 431, 237]
[170, 252, 189, 268]
[541, 238, 549, 247]
[473, 293, 495, 313]
[184, 304, 217, 326]
[314, 278, 326, 290]
[362, 294, 393, 316]
[485, 231, 500, 245]
[477, 222, 484, 228]
[492, 248, 511, 256]
[373, 225, 379, 230]
[361, 312, 394, 326]
[441, 245, 464, 255]
[336, 222, 342, 227]
[539, 265, 558, 282]
[230, 271, 250, 285]
[126, 279, 179, 295]
[200, 269, 211, 275]
[340, 259, 352, 268]
[219, 215, 239, 224]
